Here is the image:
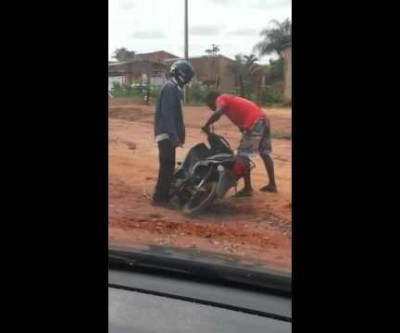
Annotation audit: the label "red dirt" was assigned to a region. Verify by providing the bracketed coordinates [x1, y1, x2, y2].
[109, 100, 292, 272]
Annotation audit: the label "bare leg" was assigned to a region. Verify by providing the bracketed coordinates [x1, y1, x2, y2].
[260, 153, 277, 192]
[242, 168, 253, 191]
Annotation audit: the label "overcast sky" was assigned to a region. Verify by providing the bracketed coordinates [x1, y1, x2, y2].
[109, 0, 291, 64]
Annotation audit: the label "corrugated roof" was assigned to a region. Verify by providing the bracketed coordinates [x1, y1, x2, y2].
[135, 50, 180, 59]
[108, 59, 165, 67]
[163, 54, 235, 64]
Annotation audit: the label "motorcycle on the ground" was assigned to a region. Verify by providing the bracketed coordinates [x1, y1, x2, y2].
[168, 127, 255, 216]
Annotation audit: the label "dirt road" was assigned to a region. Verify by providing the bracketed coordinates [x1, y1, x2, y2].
[109, 99, 292, 272]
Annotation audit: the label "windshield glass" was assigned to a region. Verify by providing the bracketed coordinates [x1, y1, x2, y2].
[109, 0, 292, 276]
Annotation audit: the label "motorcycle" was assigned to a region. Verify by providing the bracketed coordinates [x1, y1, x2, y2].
[168, 127, 255, 216]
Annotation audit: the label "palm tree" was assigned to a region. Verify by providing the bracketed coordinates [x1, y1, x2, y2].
[205, 44, 220, 57]
[230, 54, 244, 96]
[230, 54, 260, 97]
[113, 48, 136, 62]
[243, 54, 259, 75]
[253, 18, 291, 58]
[205, 44, 221, 88]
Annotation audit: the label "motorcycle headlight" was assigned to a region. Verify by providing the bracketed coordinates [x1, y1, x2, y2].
[217, 165, 225, 172]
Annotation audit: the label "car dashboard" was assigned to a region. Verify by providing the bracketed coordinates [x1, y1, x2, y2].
[109, 246, 291, 333]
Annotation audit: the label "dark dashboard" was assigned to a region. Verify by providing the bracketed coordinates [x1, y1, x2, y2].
[109, 245, 291, 333]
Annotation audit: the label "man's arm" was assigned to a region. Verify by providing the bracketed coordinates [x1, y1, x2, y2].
[202, 107, 224, 133]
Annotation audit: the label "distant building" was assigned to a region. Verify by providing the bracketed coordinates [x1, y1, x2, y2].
[190, 55, 236, 91]
[108, 59, 168, 88]
[164, 55, 237, 91]
[134, 51, 180, 62]
[108, 50, 265, 93]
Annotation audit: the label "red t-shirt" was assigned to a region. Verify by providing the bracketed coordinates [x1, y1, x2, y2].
[216, 94, 266, 130]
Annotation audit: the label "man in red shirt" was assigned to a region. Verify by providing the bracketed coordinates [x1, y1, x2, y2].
[202, 91, 277, 197]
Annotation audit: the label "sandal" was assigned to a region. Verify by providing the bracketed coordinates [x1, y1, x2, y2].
[233, 188, 253, 198]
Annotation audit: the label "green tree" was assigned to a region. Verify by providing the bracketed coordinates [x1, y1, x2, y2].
[253, 18, 291, 96]
[253, 18, 291, 58]
[113, 47, 136, 62]
[204, 44, 221, 88]
[205, 44, 220, 57]
[265, 58, 284, 83]
[229, 54, 260, 98]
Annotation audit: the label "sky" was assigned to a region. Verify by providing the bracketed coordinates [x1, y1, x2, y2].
[109, 0, 291, 64]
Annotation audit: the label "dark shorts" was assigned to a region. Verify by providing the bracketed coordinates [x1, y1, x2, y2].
[237, 119, 272, 157]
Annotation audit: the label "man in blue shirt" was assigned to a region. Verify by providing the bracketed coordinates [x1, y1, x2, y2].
[152, 60, 195, 207]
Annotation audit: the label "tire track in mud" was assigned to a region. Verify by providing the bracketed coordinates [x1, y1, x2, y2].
[109, 177, 292, 247]
[198, 201, 292, 236]
[110, 213, 289, 250]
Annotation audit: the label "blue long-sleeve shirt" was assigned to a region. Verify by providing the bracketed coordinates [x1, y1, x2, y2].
[154, 79, 185, 144]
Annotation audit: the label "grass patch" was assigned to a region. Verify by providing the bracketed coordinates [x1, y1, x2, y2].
[272, 131, 292, 140]
[186, 101, 205, 107]
[109, 96, 144, 103]
[264, 102, 291, 108]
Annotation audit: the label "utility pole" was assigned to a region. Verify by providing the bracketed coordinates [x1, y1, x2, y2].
[184, 0, 189, 104]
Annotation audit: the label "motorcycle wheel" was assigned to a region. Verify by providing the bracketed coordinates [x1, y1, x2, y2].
[182, 181, 217, 216]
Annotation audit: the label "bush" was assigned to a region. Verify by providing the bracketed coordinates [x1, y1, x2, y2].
[112, 81, 121, 90]
[188, 82, 208, 103]
[265, 58, 284, 84]
[111, 83, 142, 98]
[110, 83, 164, 101]
[265, 86, 284, 104]
[150, 86, 162, 99]
[248, 93, 258, 103]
